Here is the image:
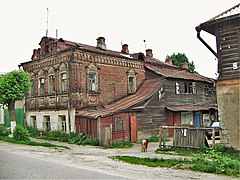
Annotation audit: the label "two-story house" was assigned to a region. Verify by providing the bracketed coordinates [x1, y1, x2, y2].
[20, 36, 217, 144]
[196, 3, 240, 149]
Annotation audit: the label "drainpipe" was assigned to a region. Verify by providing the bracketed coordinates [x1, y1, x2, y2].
[196, 27, 218, 58]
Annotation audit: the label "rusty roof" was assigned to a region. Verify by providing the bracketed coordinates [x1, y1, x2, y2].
[76, 77, 165, 119]
[145, 63, 214, 83]
[166, 105, 217, 112]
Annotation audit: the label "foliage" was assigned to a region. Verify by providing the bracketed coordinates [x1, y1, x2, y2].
[0, 136, 69, 149]
[148, 135, 171, 143]
[0, 124, 10, 137]
[0, 70, 31, 105]
[13, 125, 30, 141]
[166, 53, 195, 72]
[112, 156, 192, 168]
[35, 130, 100, 146]
[26, 126, 41, 137]
[111, 141, 133, 148]
[155, 145, 239, 177]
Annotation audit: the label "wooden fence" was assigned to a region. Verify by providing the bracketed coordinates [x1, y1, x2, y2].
[159, 125, 217, 149]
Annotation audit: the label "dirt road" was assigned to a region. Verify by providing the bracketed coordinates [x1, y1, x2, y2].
[0, 139, 234, 179]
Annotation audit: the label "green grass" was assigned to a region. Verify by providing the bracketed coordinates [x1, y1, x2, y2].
[0, 136, 69, 149]
[113, 145, 240, 177]
[111, 141, 133, 148]
[112, 156, 192, 168]
[148, 135, 170, 143]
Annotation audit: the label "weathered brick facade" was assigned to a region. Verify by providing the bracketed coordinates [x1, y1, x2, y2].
[20, 36, 217, 144]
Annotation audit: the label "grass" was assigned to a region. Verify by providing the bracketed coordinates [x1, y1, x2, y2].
[113, 145, 240, 178]
[0, 136, 69, 149]
[111, 141, 133, 148]
[112, 156, 192, 168]
[148, 135, 170, 143]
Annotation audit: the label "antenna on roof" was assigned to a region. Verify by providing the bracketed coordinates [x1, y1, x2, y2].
[56, 29, 58, 39]
[143, 40, 147, 49]
[46, 8, 49, 37]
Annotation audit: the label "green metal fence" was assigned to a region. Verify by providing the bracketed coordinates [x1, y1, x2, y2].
[4, 108, 24, 127]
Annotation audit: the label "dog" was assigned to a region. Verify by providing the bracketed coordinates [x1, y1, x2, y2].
[141, 139, 148, 152]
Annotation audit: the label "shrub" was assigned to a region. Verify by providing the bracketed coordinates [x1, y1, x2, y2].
[13, 125, 30, 141]
[0, 124, 10, 137]
[27, 126, 41, 137]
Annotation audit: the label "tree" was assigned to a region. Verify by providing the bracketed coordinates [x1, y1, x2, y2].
[0, 70, 30, 131]
[166, 53, 195, 73]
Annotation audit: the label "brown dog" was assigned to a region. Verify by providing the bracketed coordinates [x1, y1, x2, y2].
[141, 139, 148, 152]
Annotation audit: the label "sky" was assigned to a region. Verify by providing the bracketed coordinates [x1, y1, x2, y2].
[0, 0, 239, 78]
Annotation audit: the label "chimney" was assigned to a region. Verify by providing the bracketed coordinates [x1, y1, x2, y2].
[182, 62, 189, 69]
[31, 49, 40, 60]
[96, 37, 106, 50]
[146, 49, 153, 57]
[165, 58, 173, 65]
[121, 44, 129, 54]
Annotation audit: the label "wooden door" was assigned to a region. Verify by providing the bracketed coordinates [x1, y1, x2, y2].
[130, 116, 137, 142]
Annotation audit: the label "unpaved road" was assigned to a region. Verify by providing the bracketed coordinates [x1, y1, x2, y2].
[0, 139, 235, 179]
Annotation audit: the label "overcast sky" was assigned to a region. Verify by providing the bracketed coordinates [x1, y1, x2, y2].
[0, 0, 239, 78]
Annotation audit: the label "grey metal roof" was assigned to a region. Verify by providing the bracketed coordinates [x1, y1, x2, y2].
[210, 3, 240, 21]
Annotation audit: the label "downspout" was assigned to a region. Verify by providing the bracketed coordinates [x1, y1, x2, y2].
[196, 27, 218, 58]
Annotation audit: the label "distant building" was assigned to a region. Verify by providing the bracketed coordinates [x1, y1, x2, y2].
[196, 3, 240, 149]
[19, 36, 217, 144]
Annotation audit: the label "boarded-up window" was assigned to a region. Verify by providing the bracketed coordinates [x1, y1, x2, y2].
[113, 117, 124, 132]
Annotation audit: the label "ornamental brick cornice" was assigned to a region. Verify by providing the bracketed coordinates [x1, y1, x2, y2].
[74, 51, 144, 69]
[23, 52, 73, 72]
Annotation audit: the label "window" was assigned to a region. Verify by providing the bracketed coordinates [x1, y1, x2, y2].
[49, 75, 55, 94]
[113, 117, 124, 132]
[38, 77, 45, 95]
[175, 82, 180, 94]
[30, 116, 37, 129]
[88, 73, 97, 92]
[43, 116, 51, 131]
[184, 82, 196, 94]
[204, 84, 213, 96]
[61, 73, 67, 92]
[181, 112, 193, 125]
[59, 115, 66, 132]
[158, 86, 164, 100]
[128, 76, 136, 94]
[30, 80, 34, 96]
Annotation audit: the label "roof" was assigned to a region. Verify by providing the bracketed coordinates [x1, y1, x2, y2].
[41, 37, 141, 61]
[209, 3, 240, 21]
[197, 3, 240, 35]
[76, 77, 165, 119]
[145, 63, 214, 83]
[166, 105, 217, 112]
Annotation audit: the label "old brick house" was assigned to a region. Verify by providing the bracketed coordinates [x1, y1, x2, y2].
[20, 36, 217, 144]
[196, 3, 240, 149]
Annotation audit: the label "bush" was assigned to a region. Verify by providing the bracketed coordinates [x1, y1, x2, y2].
[13, 125, 30, 141]
[27, 126, 41, 137]
[0, 124, 10, 137]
